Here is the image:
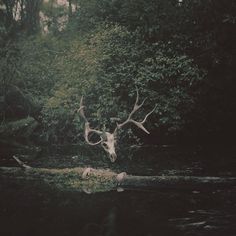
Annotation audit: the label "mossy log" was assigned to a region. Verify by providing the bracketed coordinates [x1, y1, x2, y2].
[0, 166, 117, 193]
[1, 160, 236, 193]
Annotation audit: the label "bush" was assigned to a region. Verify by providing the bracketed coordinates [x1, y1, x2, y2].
[42, 24, 204, 143]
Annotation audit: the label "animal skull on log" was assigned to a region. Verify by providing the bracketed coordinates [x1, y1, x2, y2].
[78, 89, 156, 162]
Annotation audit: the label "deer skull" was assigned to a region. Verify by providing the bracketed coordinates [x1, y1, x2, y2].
[78, 89, 156, 162]
[101, 132, 117, 162]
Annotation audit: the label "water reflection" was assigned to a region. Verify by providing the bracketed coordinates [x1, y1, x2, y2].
[80, 207, 118, 236]
[0, 176, 235, 236]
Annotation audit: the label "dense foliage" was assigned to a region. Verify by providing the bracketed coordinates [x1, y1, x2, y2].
[0, 0, 235, 144]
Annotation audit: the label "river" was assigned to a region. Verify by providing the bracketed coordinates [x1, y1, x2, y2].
[0, 142, 235, 236]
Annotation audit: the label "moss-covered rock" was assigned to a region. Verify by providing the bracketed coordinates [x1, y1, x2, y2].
[0, 117, 38, 138]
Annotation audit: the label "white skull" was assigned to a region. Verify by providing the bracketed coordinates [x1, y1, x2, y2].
[101, 132, 117, 162]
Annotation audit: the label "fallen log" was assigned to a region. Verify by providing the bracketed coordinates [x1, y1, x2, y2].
[119, 175, 236, 190]
[0, 165, 117, 193]
[0, 157, 236, 193]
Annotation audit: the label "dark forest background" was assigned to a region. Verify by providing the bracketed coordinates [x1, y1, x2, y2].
[0, 0, 235, 145]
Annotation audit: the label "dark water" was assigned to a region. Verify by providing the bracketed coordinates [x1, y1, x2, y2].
[0, 142, 236, 236]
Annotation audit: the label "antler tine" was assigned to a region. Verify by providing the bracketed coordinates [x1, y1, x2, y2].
[115, 89, 156, 134]
[78, 96, 88, 122]
[84, 123, 103, 145]
[129, 105, 156, 134]
[134, 88, 139, 109]
[131, 88, 147, 113]
[140, 105, 157, 125]
[79, 96, 103, 145]
[116, 89, 148, 129]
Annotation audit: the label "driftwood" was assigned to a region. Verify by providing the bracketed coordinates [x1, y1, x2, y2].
[0, 157, 236, 193]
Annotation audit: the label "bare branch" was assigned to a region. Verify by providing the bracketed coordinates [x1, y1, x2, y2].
[13, 155, 32, 170]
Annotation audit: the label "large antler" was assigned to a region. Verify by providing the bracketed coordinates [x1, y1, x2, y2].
[78, 96, 103, 145]
[115, 89, 156, 134]
[78, 91, 155, 163]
